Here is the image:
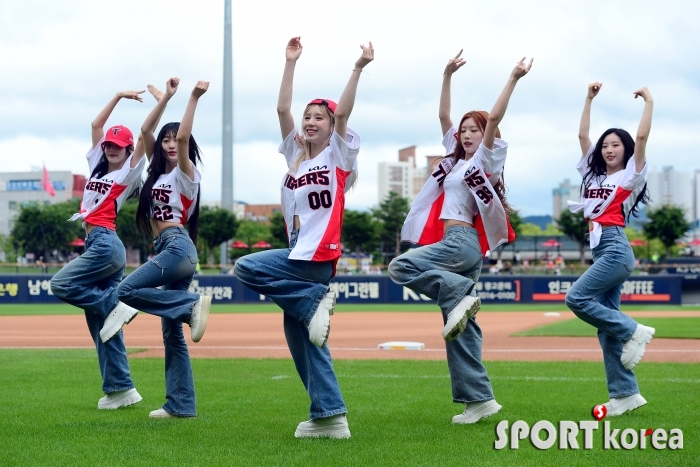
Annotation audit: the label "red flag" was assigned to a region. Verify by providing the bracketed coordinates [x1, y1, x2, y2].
[42, 165, 55, 197]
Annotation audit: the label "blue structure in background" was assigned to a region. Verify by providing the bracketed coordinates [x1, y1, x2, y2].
[0, 274, 683, 305]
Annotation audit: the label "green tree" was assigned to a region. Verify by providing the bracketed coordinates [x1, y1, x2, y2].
[342, 210, 379, 271]
[371, 191, 410, 262]
[231, 219, 272, 258]
[644, 206, 689, 258]
[198, 206, 239, 264]
[519, 223, 544, 235]
[557, 210, 588, 264]
[509, 211, 523, 236]
[269, 211, 289, 249]
[11, 200, 82, 261]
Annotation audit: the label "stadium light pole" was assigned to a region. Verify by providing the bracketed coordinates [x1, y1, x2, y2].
[220, 0, 233, 268]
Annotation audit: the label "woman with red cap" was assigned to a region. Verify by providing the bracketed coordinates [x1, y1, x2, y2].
[51, 90, 149, 410]
[234, 37, 373, 439]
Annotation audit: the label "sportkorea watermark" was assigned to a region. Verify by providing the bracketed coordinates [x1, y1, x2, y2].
[494, 405, 683, 450]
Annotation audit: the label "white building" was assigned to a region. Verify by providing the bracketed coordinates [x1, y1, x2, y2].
[552, 178, 580, 221]
[647, 166, 693, 223]
[377, 146, 432, 204]
[0, 170, 80, 236]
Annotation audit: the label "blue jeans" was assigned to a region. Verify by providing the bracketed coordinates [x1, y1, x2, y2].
[565, 226, 640, 398]
[50, 227, 135, 394]
[117, 226, 198, 416]
[388, 225, 495, 403]
[234, 231, 347, 419]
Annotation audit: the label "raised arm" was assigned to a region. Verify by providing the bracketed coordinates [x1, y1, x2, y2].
[633, 87, 653, 172]
[91, 90, 144, 148]
[439, 49, 466, 136]
[484, 57, 533, 150]
[141, 78, 179, 159]
[578, 82, 602, 156]
[176, 81, 209, 179]
[335, 42, 374, 140]
[277, 37, 302, 139]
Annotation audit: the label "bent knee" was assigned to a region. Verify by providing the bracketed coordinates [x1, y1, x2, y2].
[233, 258, 253, 279]
[50, 278, 68, 298]
[565, 289, 584, 312]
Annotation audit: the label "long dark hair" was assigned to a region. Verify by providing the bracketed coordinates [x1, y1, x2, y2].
[581, 128, 650, 221]
[136, 122, 203, 243]
[90, 145, 134, 180]
[449, 110, 516, 215]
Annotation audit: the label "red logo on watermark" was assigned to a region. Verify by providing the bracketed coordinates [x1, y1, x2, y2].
[592, 404, 607, 421]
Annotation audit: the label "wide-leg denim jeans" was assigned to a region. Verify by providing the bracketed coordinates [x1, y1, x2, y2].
[117, 226, 198, 416]
[234, 231, 347, 420]
[50, 227, 135, 394]
[565, 226, 640, 398]
[388, 225, 495, 403]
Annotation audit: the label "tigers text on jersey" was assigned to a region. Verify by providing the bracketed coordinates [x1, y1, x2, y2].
[68, 136, 145, 230]
[568, 145, 647, 248]
[150, 164, 201, 225]
[401, 126, 513, 254]
[279, 128, 360, 261]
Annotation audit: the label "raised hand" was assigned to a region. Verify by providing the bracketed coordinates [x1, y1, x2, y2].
[147, 84, 164, 102]
[192, 81, 209, 98]
[165, 77, 180, 96]
[633, 87, 653, 102]
[511, 57, 533, 80]
[444, 49, 466, 76]
[285, 36, 303, 62]
[587, 82, 602, 99]
[117, 90, 145, 102]
[354, 42, 374, 70]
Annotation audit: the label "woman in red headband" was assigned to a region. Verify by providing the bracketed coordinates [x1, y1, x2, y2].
[235, 36, 373, 439]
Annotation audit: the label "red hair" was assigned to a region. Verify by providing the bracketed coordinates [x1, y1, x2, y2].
[449, 110, 515, 215]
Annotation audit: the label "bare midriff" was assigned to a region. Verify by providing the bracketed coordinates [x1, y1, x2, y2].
[152, 220, 185, 237]
[443, 219, 473, 229]
[293, 215, 301, 230]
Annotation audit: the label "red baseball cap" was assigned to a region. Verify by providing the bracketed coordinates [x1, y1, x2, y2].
[307, 98, 337, 113]
[102, 125, 134, 149]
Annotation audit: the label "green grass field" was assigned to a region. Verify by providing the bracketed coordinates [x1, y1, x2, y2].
[515, 317, 700, 339]
[0, 350, 696, 466]
[2, 302, 700, 316]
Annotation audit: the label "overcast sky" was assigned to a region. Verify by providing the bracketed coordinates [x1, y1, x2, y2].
[1, 0, 699, 216]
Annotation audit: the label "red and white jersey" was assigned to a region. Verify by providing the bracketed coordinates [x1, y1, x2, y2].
[69, 136, 145, 230]
[401, 126, 513, 254]
[279, 128, 360, 261]
[149, 163, 201, 225]
[568, 145, 647, 248]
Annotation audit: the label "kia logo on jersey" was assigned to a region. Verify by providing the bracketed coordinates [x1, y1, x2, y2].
[309, 165, 328, 171]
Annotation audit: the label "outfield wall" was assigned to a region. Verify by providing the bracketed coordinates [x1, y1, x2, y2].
[0, 274, 682, 305]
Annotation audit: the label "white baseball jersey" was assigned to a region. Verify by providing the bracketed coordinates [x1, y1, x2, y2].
[68, 136, 145, 230]
[279, 128, 360, 262]
[150, 163, 201, 225]
[568, 145, 647, 248]
[401, 126, 513, 254]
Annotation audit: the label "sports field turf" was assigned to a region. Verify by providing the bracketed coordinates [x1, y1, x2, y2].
[0, 350, 696, 466]
[514, 317, 700, 339]
[2, 303, 700, 316]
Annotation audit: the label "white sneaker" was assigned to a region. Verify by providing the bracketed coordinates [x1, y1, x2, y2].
[308, 291, 336, 348]
[97, 388, 142, 410]
[621, 324, 655, 370]
[190, 295, 211, 343]
[442, 295, 480, 341]
[452, 400, 502, 424]
[100, 302, 139, 343]
[149, 408, 175, 419]
[603, 394, 647, 416]
[294, 414, 350, 439]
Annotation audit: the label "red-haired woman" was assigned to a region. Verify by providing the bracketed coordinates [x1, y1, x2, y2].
[389, 51, 531, 424]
